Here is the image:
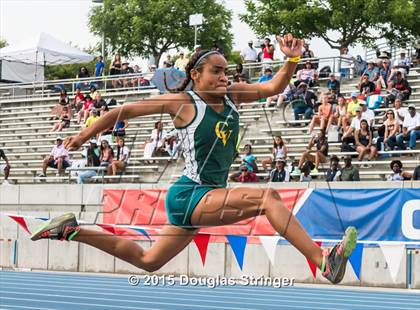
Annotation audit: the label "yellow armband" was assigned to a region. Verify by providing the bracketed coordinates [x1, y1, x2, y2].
[287, 56, 301, 63]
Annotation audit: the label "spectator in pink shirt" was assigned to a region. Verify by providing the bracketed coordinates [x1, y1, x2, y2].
[294, 61, 318, 87]
[39, 137, 71, 177]
[238, 165, 259, 183]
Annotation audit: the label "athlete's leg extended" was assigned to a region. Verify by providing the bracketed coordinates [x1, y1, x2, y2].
[190, 187, 323, 268]
[74, 225, 197, 272]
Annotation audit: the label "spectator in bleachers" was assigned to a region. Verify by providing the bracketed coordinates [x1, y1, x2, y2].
[292, 82, 317, 120]
[131, 73, 151, 88]
[50, 89, 70, 120]
[238, 165, 259, 183]
[340, 47, 354, 78]
[340, 156, 360, 181]
[258, 67, 273, 83]
[326, 87, 338, 106]
[95, 55, 105, 78]
[395, 104, 420, 150]
[362, 61, 379, 82]
[265, 83, 294, 108]
[355, 119, 377, 162]
[308, 93, 333, 136]
[359, 73, 377, 97]
[327, 95, 347, 132]
[296, 129, 328, 174]
[72, 87, 85, 113]
[262, 135, 288, 172]
[299, 162, 313, 182]
[0, 148, 11, 185]
[229, 144, 257, 182]
[76, 139, 101, 184]
[51, 106, 71, 132]
[110, 53, 123, 88]
[360, 101, 375, 128]
[262, 37, 275, 62]
[84, 109, 99, 129]
[413, 164, 420, 181]
[342, 106, 363, 144]
[377, 59, 392, 90]
[327, 73, 340, 93]
[354, 55, 367, 77]
[113, 119, 129, 139]
[268, 160, 290, 182]
[301, 43, 315, 59]
[392, 52, 411, 76]
[99, 139, 114, 170]
[240, 40, 257, 77]
[346, 92, 363, 121]
[77, 95, 94, 124]
[89, 85, 98, 102]
[385, 71, 411, 107]
[39, 136, 71, 178]
[294, 61, 318, 87]
[76, 66, 90, 89]
[381, 109, 400, 151]
[98, 109, 113, 145]
[93, 92, 107, 115]
[165, 129, 182, 159]
[174, 51, 189, 72]
[392, 98, 409, 126]
[144, 121, 168, 160]
[326, 155, 341, 182]
[121, 62, 134, 87]
[387, 160, 411, 181]
[109, 137, 129, 176]
[233, 63, 250, 83]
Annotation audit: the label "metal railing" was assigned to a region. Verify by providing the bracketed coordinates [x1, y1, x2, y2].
[364, 40, 418, 61]
[227, 55, 358, 82]
[0, 72, 156, 100]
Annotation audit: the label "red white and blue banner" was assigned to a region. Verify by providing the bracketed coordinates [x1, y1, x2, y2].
[2, 188, 419, 280]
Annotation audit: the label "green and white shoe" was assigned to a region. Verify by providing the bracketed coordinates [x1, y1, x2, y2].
[31, 213, 80, 241]
[321, 226, 357, 284]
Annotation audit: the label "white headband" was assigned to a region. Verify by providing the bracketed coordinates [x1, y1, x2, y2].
[192, 51, 221, 69]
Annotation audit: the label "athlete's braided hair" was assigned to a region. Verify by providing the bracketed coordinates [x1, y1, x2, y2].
[164, 50, 217, 92]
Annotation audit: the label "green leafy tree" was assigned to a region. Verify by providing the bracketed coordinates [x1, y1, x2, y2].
[240, 0, 419, 52]
[0, 39, 8, 49]
[88, 0, 234, 66]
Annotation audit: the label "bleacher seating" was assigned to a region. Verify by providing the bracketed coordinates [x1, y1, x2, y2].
[1, 65, 419, 184]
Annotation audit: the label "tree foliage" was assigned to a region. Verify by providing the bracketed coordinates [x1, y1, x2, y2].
[240, 0, 419, 52]
[0, 39, 8, 49]
[88, 0, 234, 65]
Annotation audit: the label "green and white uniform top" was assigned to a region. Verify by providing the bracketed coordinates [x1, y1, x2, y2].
[177, 91, 240, 187]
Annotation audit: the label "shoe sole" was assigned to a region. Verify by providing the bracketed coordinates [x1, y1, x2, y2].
[30, 213, 76, 241]
[331, 226, 357, 284]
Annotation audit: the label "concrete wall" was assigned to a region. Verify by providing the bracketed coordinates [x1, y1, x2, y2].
[1, 182, 419, 289]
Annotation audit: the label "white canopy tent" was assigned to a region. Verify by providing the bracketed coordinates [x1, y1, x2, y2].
[0, 32, 94, 82]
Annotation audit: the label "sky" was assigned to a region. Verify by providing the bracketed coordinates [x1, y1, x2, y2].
[0, 0, 368, 66]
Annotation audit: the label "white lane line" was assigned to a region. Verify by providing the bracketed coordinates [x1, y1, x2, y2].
[0, 290, 413, 310]
[0, 306, 57, 310]
[0, 293, 256, 310]
[1, 276, 417, 305]
[2, 272, 416, 297]
[2, 283, 418, 308]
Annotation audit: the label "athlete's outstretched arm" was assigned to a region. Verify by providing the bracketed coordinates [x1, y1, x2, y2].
[64, 93, 188, 150]
[229, 33, 303, 104]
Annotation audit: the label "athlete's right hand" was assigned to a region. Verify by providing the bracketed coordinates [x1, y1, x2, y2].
[64, 135, 84, 151]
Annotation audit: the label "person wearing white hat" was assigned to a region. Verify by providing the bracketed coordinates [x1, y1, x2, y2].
[174, 51, 189, 72]
[39, 136, 71, 178]
[240, 39, 258, 77]
[193, 44, 201, 54]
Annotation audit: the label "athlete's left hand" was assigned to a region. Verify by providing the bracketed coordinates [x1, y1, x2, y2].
[276, 34, 304, 58]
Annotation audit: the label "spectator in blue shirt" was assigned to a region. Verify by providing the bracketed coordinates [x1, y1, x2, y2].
[95, 56, 105, 77]
[258, 68, 273, 83]
[327, 73, 340, 92]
